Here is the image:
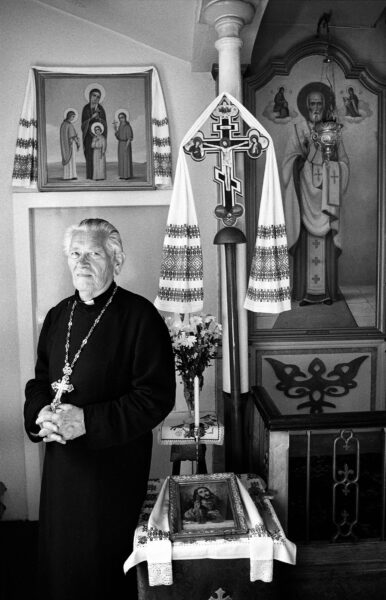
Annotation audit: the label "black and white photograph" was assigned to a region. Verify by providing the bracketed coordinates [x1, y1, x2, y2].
[2, 2, 386, 600]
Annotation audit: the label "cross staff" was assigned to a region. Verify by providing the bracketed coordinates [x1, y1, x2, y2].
[183, 96, 269, 226]
[51, 375, 74, 412]
[183, 94, 271, 471]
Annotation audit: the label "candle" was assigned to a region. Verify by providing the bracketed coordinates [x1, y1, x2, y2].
[194, 375, 200, 430]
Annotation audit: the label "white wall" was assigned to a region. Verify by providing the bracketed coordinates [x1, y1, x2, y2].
[0, 0, 217, 520]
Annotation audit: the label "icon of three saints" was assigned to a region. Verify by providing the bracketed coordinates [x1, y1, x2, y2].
[59, 84, 133, 182]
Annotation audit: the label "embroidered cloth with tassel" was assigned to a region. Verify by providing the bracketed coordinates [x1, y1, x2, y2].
[12, 65, 172, 189]
[154, 92, 291, 315]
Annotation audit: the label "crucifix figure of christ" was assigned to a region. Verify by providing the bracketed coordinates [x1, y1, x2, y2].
[183, 96, 269, 226]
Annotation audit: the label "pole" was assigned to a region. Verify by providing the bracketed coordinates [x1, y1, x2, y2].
[214, 226, 246, 472]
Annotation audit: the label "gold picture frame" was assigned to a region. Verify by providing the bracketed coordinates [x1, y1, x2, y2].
[169, 473, 248, 542]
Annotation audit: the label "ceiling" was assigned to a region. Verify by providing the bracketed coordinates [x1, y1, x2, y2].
[260, 0, 385, 29]
[34, 0, 386, 71]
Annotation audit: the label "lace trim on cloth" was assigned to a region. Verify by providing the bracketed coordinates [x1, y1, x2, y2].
[147, 562, 173, 587]
[250, 559, 273, 583]
[12, 66, 172, 189]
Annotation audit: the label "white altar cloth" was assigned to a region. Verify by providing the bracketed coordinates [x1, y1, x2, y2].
[124, 474, 296, 586]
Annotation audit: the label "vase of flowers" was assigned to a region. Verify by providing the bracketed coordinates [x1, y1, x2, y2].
[165, 314, 222, 414]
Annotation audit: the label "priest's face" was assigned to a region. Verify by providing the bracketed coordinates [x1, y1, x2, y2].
[67, 230, 116, 301]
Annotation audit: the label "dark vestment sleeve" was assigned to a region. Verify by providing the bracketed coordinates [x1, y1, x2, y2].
[83, 294, 176, 448]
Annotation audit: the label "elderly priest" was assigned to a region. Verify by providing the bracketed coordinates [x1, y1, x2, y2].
[24, 218, 175, 600]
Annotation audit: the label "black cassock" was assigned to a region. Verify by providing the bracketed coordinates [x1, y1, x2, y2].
[24, 284, 176, 600]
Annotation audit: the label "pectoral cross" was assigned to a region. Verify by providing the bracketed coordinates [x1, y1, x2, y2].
[183, 95, 269, 226]
[51, 373, 74, 412]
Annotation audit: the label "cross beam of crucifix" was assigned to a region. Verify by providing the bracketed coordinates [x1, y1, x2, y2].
[183, 96, 269, 226]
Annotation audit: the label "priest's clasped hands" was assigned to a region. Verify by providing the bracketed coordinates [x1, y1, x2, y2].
[36, 404, 86, 444]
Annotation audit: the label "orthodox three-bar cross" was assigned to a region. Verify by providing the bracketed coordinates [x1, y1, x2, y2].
[183, 95, 269, 226]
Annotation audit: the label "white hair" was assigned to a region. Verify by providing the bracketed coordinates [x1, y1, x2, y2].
[63, 218, 125, 263]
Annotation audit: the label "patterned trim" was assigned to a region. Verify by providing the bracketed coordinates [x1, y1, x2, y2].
[249, 246, 290, 281]
[155, 168, 172, 178]
[153, 151, 172, 178]
[15, 137, 38, 150]
[152, 117, 169, 127]
[270, 527, 286, 542]
[19, 118, 37, 128]
[245, 287, 291, 303]
[153, 136, 171, 147]
[146, 525, 170, 542]
[161, 246, 203, 281]
[257, 224, 287, 239]
[12, 154, 38, 181]
[157, 287, 204, 303]
[249, 523, 269, 537]
[247, 222, 291, 306]
[147, 481, 161, 491]
[144, 493, 159, 502]
[166, 224, 200, 239]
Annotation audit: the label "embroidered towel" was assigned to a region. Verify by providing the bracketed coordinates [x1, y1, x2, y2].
[236, 476, 274, 582]
[12, 66, 171, 189]
[145, 477, 173, 586]
[154, 91, 291, 314]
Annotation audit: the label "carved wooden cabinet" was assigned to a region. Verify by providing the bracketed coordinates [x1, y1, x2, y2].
[247, 385, 386, 543]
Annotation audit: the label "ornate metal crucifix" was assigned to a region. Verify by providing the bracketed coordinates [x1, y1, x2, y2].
[51, 373, 74, 412]
[183, 95, 269, 226]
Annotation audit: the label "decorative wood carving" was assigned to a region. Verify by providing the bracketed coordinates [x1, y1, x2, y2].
[265, 355, 368, 413]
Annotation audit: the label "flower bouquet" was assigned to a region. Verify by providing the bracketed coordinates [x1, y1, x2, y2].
[165, 314, 222, 413]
